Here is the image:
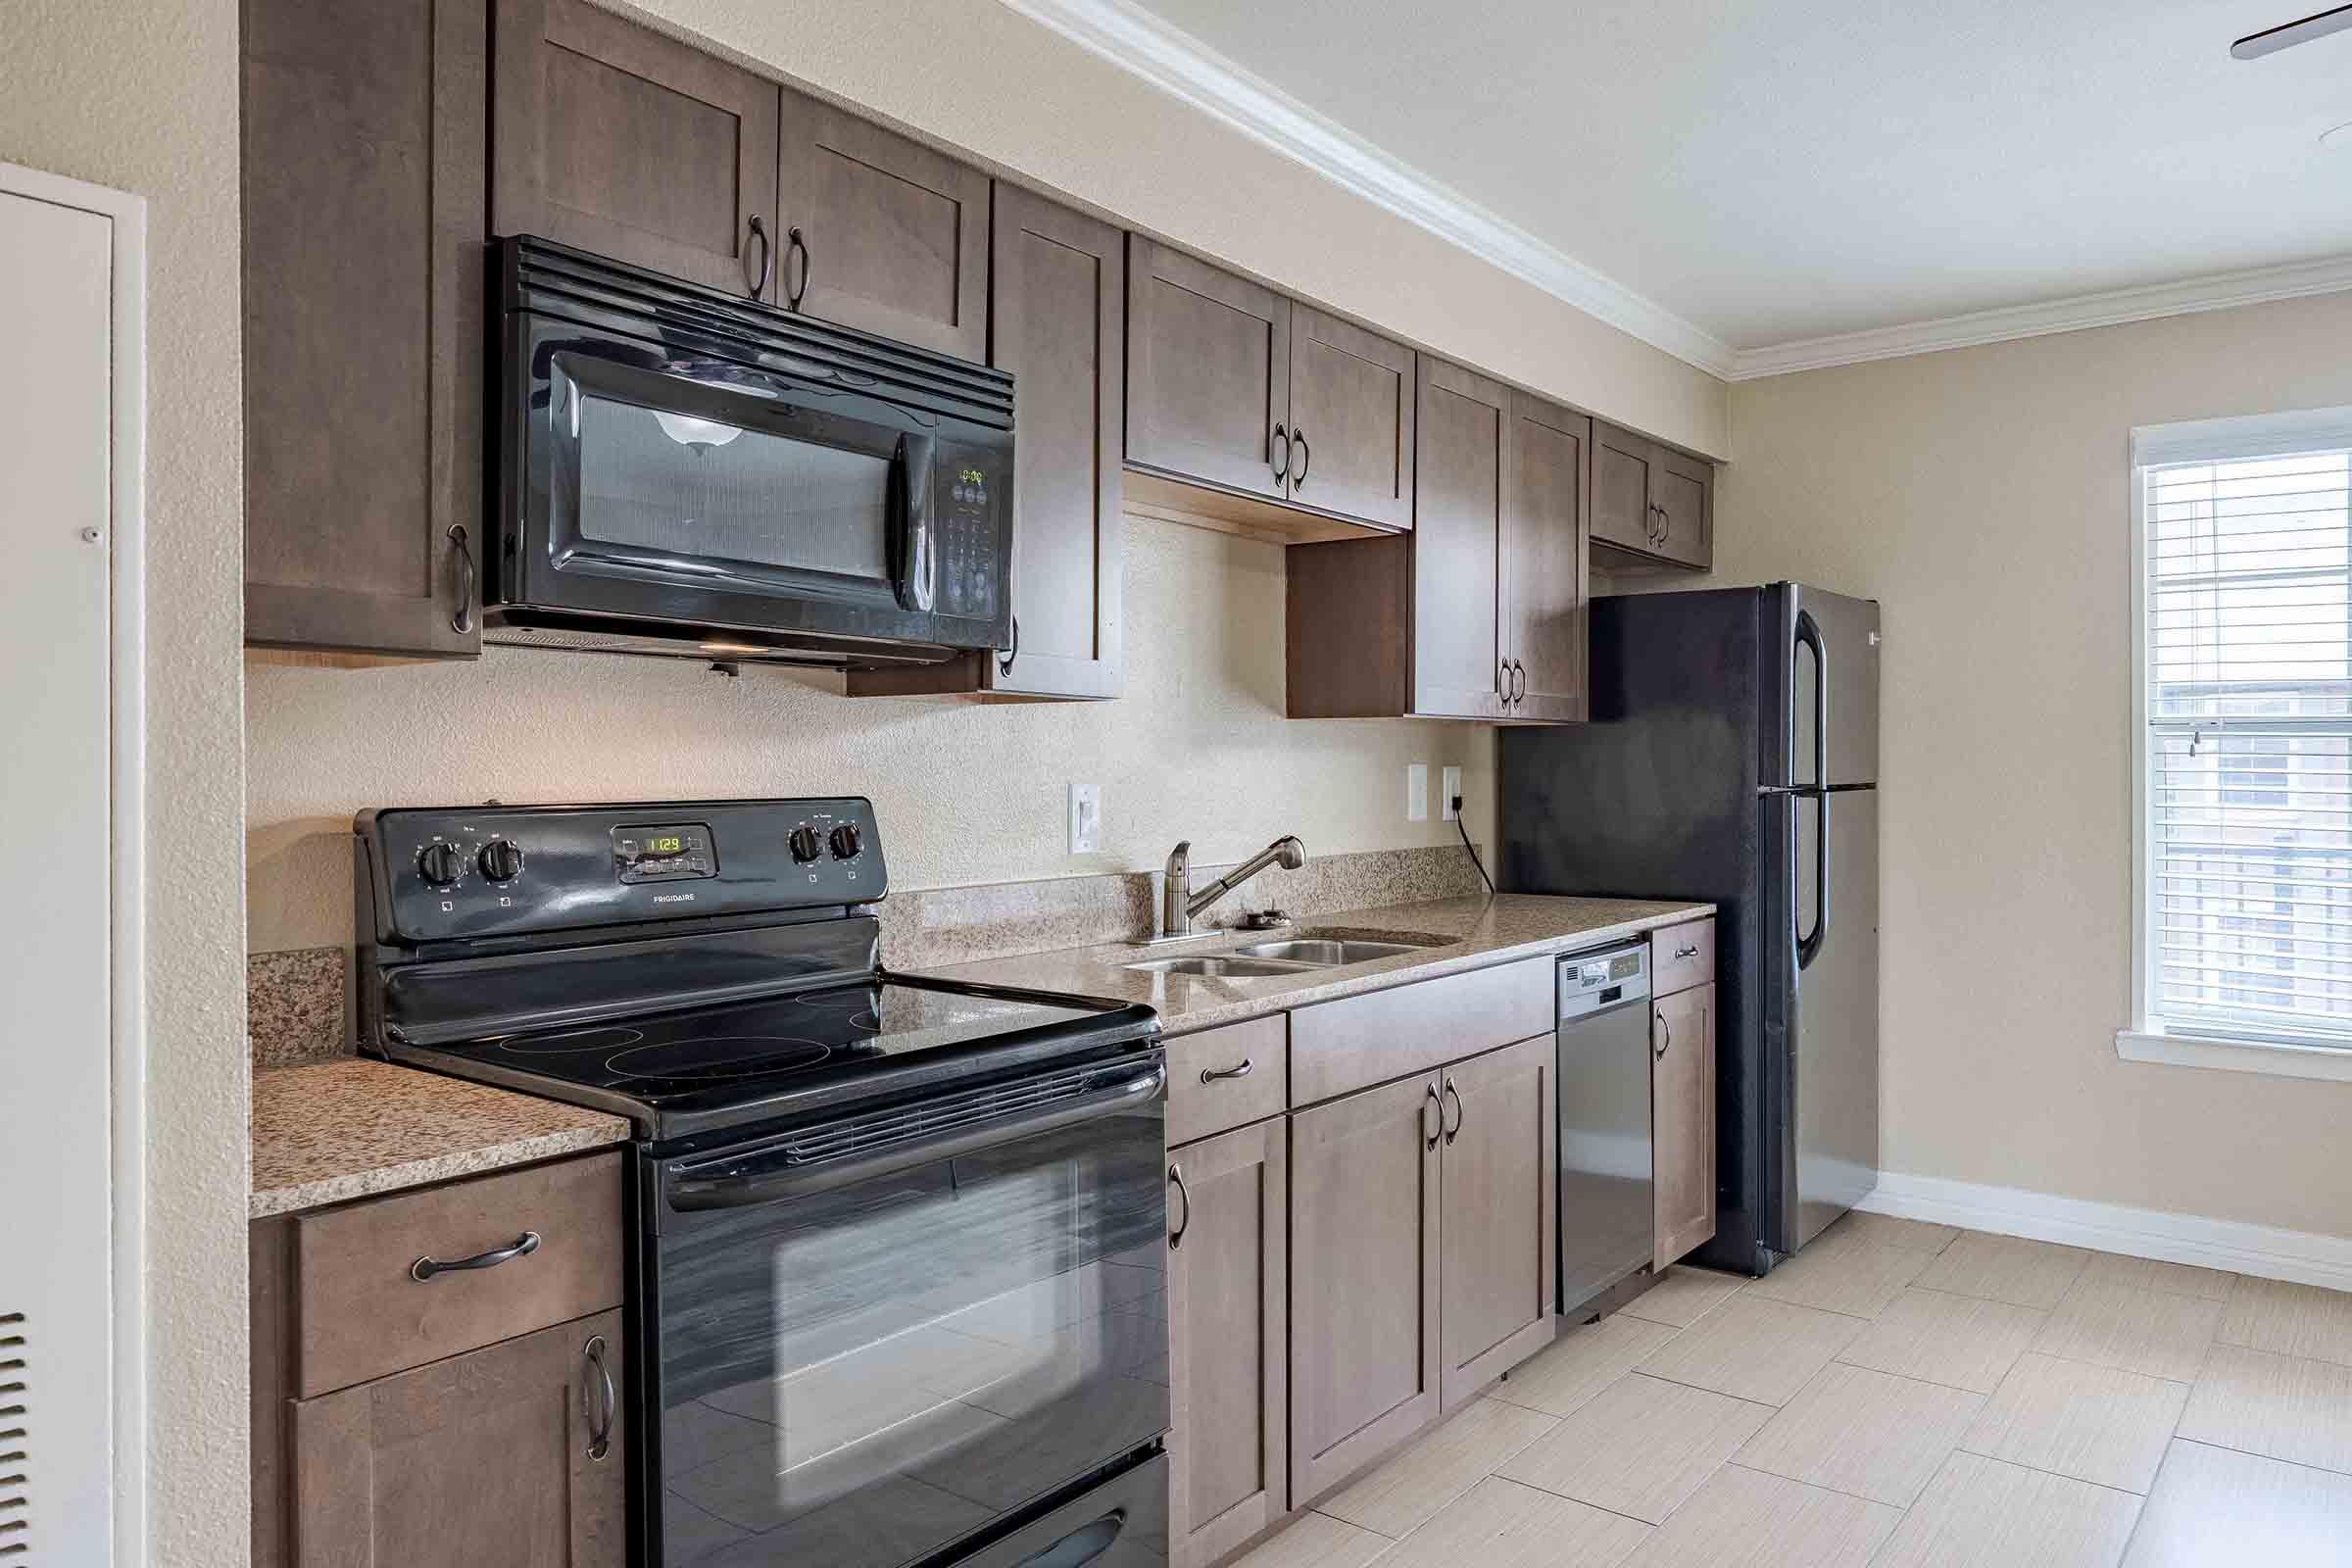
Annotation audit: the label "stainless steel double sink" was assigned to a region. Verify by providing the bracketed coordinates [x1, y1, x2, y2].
[1125, 931, 1452, 978]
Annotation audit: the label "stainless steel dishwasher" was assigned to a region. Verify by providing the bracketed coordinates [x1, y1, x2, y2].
[1557, 941, 1655, 1315]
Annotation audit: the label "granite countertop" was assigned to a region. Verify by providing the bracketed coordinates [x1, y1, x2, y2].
[906, 892, 1713, 1035]
[251, 1056, 632, 1219]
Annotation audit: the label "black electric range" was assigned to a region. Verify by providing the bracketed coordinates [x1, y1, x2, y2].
[354, 799, 1170, 1568]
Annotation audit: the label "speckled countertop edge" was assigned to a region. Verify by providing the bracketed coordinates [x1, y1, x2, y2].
[904, 892, 1715, 1035]
[251, 1056, 632, 1218]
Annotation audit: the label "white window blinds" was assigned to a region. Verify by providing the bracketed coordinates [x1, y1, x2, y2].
[2140, 417, 2352, 1047]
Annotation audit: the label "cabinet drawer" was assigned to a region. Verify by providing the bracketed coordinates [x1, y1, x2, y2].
[1651, 917, 1714, 998]
[294, 1152, 624, 1397]
[1166, 1014, 1288, 1147]
[1290, 957, 1552, 1106]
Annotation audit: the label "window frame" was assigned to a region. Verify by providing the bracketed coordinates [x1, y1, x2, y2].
[2123, 405, 2352, 1083]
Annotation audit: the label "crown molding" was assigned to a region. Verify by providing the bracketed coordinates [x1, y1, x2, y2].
[998, 0, 1740, 379]
[1729, 252, 2352, 380]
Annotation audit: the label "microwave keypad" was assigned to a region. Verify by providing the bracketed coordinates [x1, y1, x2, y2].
[938, 468, 999, 617]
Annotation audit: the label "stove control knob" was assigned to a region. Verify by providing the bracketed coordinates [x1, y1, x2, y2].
[788, 825, 822, 863]
[478, 838, 525, 883]
[416, 842, 466, 888]
[828, 823, 862, 860]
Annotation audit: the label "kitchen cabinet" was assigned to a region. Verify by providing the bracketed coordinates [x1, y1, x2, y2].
[1407, 358, 1512, 718]
[1652, 981, 1717, 1270]
[491, 0, 778, 299]
[241, 0, 487, 658]
[1288, 1072, 1442, 1503]
[848, 182, 1124, 702]
[1166, 1117, 1288, 1568]
[1503, 393, 1592, 723]
[1592, 419, 1714, 571]
[1126, 240, 1414, 535]
[1437, 1035, 1558, 1406]
[775, 87, 991, 361]
[290, 1309, 627, 1567]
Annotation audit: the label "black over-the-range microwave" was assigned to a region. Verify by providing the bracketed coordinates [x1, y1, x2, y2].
[485, 237, 1014, 669]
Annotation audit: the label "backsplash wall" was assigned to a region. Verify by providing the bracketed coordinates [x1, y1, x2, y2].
[246, 514, 1496, 953]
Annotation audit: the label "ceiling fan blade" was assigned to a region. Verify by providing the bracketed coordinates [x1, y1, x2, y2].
[2232, 1, 2352, 57]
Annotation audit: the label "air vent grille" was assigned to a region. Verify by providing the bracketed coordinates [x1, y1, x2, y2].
[0, 1312, 25, 1559]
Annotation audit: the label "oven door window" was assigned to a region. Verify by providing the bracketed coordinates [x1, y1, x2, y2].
[655, 1107, 1168, 1568]
[550, 352, 909, 608]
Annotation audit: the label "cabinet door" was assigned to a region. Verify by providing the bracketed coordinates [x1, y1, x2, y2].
[1286, 307, 1414, 530]
[1167, 1119, 1288, 1568]
[1654, 449, 1715, 570]
[1290, 1075, 1441, 1504]
[1504, 392, 1591, 724]
[1653, 982, 1718, 1270]
[1411, 358, 1509, 719]
[290, 1309, 625, 1567]
[1438, 1035, 1558, 1406]
[1126, 237, 1292, 500]
[242, 0, 486, 658]
[1591, 421, 1657, 555]
[491, 0, 778, 298]
[776, 88, 989, 360]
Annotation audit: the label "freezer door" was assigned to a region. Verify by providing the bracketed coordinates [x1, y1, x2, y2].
[1776, 585, 1880, 789]
[1773, 786, 1881, 1250]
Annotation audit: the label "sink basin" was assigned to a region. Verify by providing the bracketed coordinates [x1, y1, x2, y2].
[1125, 955, 1327, 978]
[1233, 936, 1448, 965]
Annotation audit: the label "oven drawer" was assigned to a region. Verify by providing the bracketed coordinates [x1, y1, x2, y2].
[1166, 1015, 1287, 1146]
[294, 1152, 624, 1397]
[1651, 917, 1715, 998]
[956, 1453, 1169, 1568]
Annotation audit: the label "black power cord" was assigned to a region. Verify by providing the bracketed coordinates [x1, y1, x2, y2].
[1453, 793, 1495, 897]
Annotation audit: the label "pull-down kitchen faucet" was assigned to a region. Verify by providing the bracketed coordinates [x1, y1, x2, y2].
[1161, 835, 1306, 939]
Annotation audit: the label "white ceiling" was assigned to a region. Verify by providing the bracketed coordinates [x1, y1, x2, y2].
[1042, 0, 2352, 366]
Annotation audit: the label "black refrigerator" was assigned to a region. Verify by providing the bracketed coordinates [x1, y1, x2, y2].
[1500, 583, 1880, 1276]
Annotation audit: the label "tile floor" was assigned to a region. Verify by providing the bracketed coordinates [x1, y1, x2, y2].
[1232, 1214, 2352, 1568]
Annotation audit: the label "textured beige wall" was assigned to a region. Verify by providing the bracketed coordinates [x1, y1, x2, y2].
[613, 0, 1730, 459]
[249, 517, 1495, 951]
[0, 0, 249, 1561]
[1710, 290, 2352, 1239]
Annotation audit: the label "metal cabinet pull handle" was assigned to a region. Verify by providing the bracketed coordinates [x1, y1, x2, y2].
[1654, 1009, 1672, 1059]
[582, 1334, 615, 1461]
[412, 1229, 539, 1283]
[1658, 505, 1671, 545]
[1293, 429, 1310, 487]
[1442, 1078, 1464, 1144]
[745, 215, 773, 298]
[1674, 943, 1699, 959]
[1271, 423, 1292, 487]
[1499, 658, 1512, 701]
[1167, 1163, 1191, 1250]
[1200, 1057, 1253, 1083]
[784, 225, 809, 310]
[1511, 660, 1526, 704]
[999, 613, 1019, 676]
[447, 523, 475, 634]
[1423, 1083, 1443, 1150]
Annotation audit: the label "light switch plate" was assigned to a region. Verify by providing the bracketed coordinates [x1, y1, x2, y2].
[1442, 766, 1462, 821]
[1067, 783, 1101, 855]
[1407, 763, 1429, 822]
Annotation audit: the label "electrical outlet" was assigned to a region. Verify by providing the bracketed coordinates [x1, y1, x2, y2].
[1406, 763, 1429, 822]
[1067, 783, 1101, 855]
[1442, 766, 1462, 820]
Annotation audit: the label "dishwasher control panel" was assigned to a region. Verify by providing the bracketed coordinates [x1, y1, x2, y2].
[1559, 942, 1651, 1018]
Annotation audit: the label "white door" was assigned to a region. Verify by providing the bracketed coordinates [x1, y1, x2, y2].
[0, 186, 117, 1565]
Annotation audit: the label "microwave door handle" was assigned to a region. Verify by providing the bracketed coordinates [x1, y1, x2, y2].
[893, 433, 936, 612]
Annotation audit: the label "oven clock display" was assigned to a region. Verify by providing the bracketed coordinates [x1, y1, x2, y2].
[615, 823, 716, 883]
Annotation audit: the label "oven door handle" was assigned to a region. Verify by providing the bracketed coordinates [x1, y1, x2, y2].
[890, 432, 937, 614]
[665, 1057, 1168, 1213]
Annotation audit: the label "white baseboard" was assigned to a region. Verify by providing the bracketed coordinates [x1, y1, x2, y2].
[1854, 1172, 2352, 1295]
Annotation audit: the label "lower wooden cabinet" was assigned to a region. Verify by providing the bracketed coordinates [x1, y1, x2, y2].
[1438, 1035, 1558, 1406]
[1287, 1073, 1442, 1503]
[290, 1309, 626, 1567]
[1652, 981, 1718, 1269]
[1166, 1118, 1288, 1568]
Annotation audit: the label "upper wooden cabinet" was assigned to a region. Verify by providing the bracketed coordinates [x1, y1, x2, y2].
[775, 88, 990, 361]
[1126, 239, 1414, 534]
[242, 0, 487, 658]
[1504, 392, 1592, 723]
[1592, 419, 1714, 571]
[1410, 359, 1511, 719]
[491, 0, 778, 298]
[848, 182, 1124, 702]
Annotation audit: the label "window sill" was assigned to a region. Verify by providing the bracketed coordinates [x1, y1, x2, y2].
[2115, 1027, 2352, 1084]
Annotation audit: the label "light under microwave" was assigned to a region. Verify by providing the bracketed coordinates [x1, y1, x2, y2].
[488, 238, 1014, 669]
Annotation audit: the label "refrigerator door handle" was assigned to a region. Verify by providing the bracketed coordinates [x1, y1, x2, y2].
[1793, 608, 1828, 789]
[1797, 791, 1830, 970]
